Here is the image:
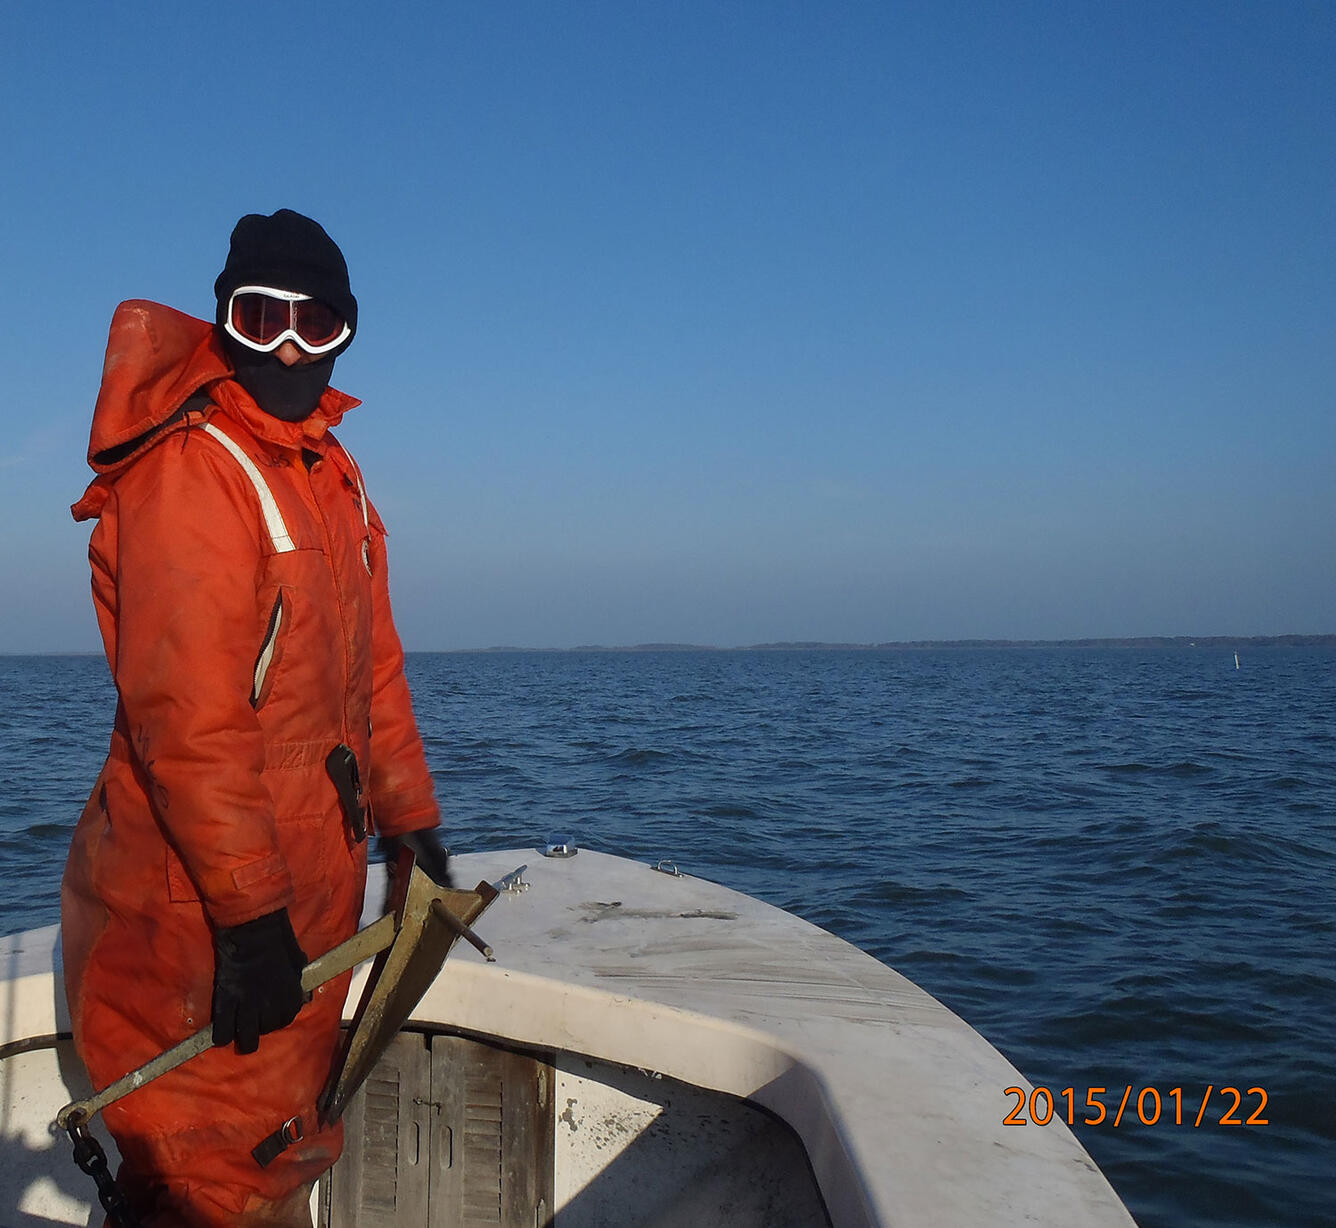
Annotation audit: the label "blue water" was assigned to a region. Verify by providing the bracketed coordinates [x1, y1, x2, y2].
[1, 647, 1332, 1226]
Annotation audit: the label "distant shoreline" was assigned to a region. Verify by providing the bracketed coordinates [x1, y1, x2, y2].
[441, 634, 1336, 654]
[6, 635, 1335, 658]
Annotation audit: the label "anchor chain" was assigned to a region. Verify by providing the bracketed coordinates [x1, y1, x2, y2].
[66, 1114, 145, 1228]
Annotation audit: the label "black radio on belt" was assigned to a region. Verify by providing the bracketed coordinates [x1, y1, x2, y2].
[325, 743, 367, 842]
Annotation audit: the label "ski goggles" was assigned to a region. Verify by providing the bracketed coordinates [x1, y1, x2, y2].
[223, 285, 352, 355]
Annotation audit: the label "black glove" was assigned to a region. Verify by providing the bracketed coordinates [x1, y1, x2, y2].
[211, 907, 308, 1055]
[379, 827, 454, 895]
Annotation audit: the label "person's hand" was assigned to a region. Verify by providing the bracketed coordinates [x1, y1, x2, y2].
[379, 827, 454, 904]
[211, 907, 308, 1054]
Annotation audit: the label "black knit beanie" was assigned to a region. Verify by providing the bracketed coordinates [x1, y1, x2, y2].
[214, 209, 358, 342]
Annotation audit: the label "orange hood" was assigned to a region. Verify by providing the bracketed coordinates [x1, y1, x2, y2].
[73, 300, 359, 522]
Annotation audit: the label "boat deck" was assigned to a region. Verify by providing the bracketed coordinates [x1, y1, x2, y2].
[0, 847, 1136, 1226]
[367, 848, 1133, 1227]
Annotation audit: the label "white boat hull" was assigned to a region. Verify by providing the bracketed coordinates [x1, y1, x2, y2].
[0, 848, 1135, 1226]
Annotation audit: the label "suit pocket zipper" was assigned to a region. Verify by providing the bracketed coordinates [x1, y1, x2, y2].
[251, 593, 285, 708]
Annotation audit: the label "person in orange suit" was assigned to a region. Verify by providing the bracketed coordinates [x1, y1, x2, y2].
[63, 209, 452, 1227]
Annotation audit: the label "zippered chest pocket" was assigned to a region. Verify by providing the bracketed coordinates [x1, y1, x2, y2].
[248, 546, 349, 720]
[251, 591, 286, 708]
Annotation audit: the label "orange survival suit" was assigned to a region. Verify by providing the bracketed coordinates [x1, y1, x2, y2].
[62, 299, 441, 1225]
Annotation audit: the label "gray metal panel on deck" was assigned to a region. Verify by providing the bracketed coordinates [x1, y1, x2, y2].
[431, 1035, 554, 1227]
[324, 1031, 554, 1228]
[326, 1032, 432, 1226]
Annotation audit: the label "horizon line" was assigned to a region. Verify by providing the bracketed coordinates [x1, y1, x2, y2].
[4, 633, 1334, 659]
[435, 632, 1336, 653]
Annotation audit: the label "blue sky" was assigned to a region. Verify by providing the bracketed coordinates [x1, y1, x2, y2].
[2, 1, 1332, 651]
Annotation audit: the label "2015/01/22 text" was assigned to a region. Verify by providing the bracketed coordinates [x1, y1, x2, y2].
[1003, 1085, 1269, 1128]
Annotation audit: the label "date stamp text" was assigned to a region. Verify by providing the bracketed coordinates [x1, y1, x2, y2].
[1003, 1085, 1269, 1127]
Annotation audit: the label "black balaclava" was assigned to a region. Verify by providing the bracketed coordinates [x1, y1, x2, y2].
[214, 209, 358, 422]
